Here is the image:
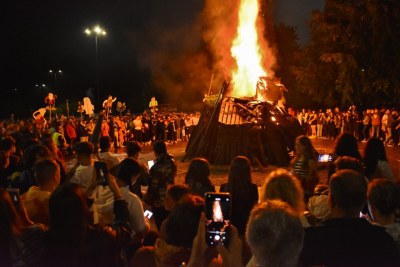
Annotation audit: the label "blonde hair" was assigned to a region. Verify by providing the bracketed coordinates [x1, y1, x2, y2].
[261, 169, 305, 214]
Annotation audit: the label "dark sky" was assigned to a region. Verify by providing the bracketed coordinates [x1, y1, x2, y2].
[4, 0, 324, 118]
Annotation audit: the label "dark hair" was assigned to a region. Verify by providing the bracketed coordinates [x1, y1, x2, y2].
[153, 141, 167, 156]
[363, 138, 388, 179]
[334, 133, 361, 159]
[334, 156, 365, 175]
[22, 144, 51, 170]
[227, 156, 253, 195]
[368, 178, 400, 216]
[48, 183, 90, 247]
[0, 136, 16, 151]
[34, 158, 59, 187]
[73, 142, 93, 156]
[126, 141, 141, 157]
[99, 136, 112, 152]
[166, 184, 190, 203]
[165, 195, 204, 248]
[329, 169, 367, 211]
[116, 159, 141, 185]
[185, 158, 211, 189]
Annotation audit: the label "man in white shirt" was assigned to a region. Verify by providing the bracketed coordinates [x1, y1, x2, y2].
[68, 141, 95, 192]
[99, 136, 120, 171]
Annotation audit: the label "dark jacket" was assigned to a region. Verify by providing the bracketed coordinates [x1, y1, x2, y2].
[146, 154, 177, 208]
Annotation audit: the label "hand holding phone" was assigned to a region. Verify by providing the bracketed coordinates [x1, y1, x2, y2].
[144, 210, 153, 219]
[318, 154, 332, 163]
[94, 161, 109, 186]
[205, 192, 231, 246]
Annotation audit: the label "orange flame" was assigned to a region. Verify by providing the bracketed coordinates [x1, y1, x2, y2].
[231, 0, 267, 98]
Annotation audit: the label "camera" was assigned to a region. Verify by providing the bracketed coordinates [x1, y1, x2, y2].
[205, 192, 231, 246]
[144, 210, 153, 219]
[94, 161, 109, 185]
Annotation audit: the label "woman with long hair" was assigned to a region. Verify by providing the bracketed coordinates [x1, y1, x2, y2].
[220, 156, 258, 236]
[363, 137, 394, 181]
[290, 135, 318, 199]
[184, 158, 215, 197]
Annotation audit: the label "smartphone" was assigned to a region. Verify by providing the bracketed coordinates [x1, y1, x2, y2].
[144, 209, 153, 219]
[148, 160, 154, 169]
[7, 188, 20, 208]
[205, 192, 231, 246]
[318, 154, 332, 163]
[94, 161, 109, 185]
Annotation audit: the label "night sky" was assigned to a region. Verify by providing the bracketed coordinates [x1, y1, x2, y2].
[4, 0, 324, 118]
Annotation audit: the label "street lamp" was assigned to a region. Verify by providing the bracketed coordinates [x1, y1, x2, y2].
[85, 25, 106, 106]
[49, 69, 62, 91]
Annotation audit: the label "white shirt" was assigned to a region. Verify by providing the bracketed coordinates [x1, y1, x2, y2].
[92, 186, 148, 238]
[70, 165, 95, 192]
[99, 152, 120, 170]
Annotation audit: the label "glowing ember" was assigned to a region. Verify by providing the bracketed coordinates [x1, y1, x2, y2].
[231, 0, 267, 98]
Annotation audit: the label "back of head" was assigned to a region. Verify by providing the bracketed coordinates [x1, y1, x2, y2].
[329, 169, 367, 214]
[0, 136, 16, 152]
[334, 133, 361, 159]
[99, 136, 112, 152]
[185, 158, 210, 186]
[117, 158, 141, 185]
[368, 178, 400, 217]
[261, 169, 305, 213]
[166, 184, 190, 203]
[153, 141, 167, 156]
[125, 141, 141, 157]
[22, 144, 51, 169]
[73, 142, 93, 157]
[33, 158, 60, 188]
[363, 137, 388, 177]
[335, 156, 365, 175]
[165, 194, 204, 248]
[49, 183, 89, 246]
[246, 200, 304, 267]
[227, 156, 252, 193]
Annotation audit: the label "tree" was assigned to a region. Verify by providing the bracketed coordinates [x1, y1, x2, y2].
[297, 0, 400, 108]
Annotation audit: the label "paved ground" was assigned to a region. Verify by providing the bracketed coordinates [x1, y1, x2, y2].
[113, 138, 400, 188]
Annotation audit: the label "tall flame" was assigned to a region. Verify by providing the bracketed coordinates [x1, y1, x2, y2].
[231, 0, 266, 98]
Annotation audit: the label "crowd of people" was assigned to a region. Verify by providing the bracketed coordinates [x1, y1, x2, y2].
[290, 105, 400, 146]
[0, 102, 400, 266]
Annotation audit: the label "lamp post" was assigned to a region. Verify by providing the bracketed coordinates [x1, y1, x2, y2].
[85, 25, 106, 106]
[49, 69, 62, 91]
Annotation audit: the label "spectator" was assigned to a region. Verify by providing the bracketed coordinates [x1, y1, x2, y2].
[42, 181, 131, 267]
[185, 158, 215, 197]
[290, 135, 318, 199]
[68, 142, 95, 192]
[11, 144, 51, 194]
[125, 140, 149, 199]
[99, 136, 120, 171]
[145, 141, 177, 230]
[155, 194, 204, 267]
[220, 156, 258, 236]
[363, 137, 395, 181]
[261, 168, 310, 227]
[22, 159, 60, 226]
[368, 178, 400, 251]
[246, 200, 305, 267]
[0, 188, 46, 267]
[300, 169, 399, 266]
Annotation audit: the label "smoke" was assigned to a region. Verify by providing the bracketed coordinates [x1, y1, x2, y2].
[133, 0, 277, 109]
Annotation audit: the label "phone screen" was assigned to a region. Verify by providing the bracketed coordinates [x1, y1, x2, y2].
[94, 161, 109, 185]
[205, 192, 231, 246]
[318, 154, 332, 163]
[148, 160, 154, 169]
[144, 210, 153, 219]
[7, 188, 20, 208]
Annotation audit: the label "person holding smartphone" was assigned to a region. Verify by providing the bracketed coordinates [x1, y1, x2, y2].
[145, 141, 177, 230]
